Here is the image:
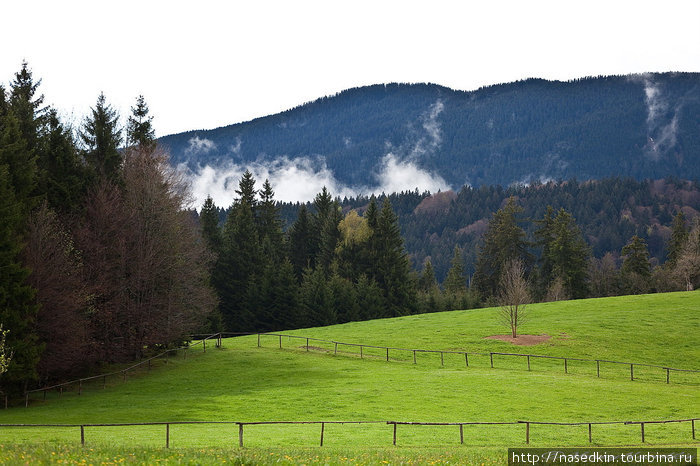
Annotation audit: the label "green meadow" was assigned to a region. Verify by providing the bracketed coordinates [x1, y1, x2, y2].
[0, 291, 698, 464]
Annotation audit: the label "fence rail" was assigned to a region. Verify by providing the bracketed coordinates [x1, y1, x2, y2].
[256, 332, 700, 385]
[21, 332, 225, 408]
[1, 417, 696, 447]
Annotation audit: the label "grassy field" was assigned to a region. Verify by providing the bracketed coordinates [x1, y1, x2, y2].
[0, 291, 697, 464]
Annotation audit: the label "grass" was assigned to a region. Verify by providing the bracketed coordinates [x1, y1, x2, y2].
[0, 291, 698, 464]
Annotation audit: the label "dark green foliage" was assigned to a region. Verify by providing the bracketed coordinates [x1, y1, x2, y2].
[36, 109, 86, 212]
[667, 211, 688, 266]
[0, 166, 41, 394]
[80, 93, 122, 181]
[443, 246, 467, 294]
[162, 74, 700, 189]
[417, 259, 437, 292]
[126, 95, 156, 152]
[621, 235, 652, 294]
[235, 170, 257, 209]
[200, 196, 223, 254]
[9, 62, 45, 155]
[473, 197, 531, 298]
[298, 267, 335, 328]
[539, 208, 590, 299]
[0, 94, 36, 209]
[257, 179, 285, 262]
[289, 205, 314, 281]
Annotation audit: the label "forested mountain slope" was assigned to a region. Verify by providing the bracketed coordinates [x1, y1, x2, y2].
[161, 73, 700, 188]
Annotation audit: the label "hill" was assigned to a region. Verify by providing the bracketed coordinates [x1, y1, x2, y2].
[3, 291, 698, 456]
[160, 74, 700, 190]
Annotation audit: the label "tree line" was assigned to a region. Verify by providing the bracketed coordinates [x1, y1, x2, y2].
[0, 63, 214, 396]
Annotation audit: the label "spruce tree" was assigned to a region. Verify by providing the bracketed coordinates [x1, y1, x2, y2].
[9, 62, 45, 154]
[126, 95, 155, 153]
[545, 208, 590, 299]
[473, 197, 532, 298]
[258, 179, 285, 261]
[80, 93, 122, 181]
[199, 195, 223, 254]
[0, 166, 41, 394]
[289, 205, 314, 281]
[667, 211, 688, 266]
[418, 259, 438, 292]
[444, 246, 467, 294]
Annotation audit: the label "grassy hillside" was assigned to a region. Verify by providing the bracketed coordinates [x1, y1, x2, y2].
[0, 292, 697, 462]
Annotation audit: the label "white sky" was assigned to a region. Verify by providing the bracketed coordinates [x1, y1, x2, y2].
[2, 0, 699, 138]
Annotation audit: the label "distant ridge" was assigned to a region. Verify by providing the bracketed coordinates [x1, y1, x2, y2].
[160, 73, 700, 189]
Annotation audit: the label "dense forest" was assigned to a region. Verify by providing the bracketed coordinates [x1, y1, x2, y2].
[2, 63, 700, 400]
[160, 74, 700, 188]
[0, 64, 215, 397]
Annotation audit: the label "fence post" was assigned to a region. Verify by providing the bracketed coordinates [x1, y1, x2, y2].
[527, 355, 531, 371]
[360, 346, 363, 359]
[80, 425, 85, 446]
[640, 422, 645, 443]
[459, 424, 464, 444]
[43, 389, 47, 401]
[257, 334, 260, 347]
[441, 352, 444, 366]
[320, 422, 325, 446]
[588, 423, 592, 443]
[526, 422, 530, 444]
[306, 338, 309, 351]
[413, 350, 416, 364]
[465, 353, 469, 367]
[386, 348, 389, 362]
[564, 358, 568, 374]
[203, 339, 206, 353]
[334, 342, 338, 355]
[596, 360, 600, 377]
[692, 419, 695, 440]
[239, 423, 244, 447]
[103, 376, 106, 389]
[630, 364, 634, 381]
[666, 368, 670, 384]
[393, 422, 397, 445]
[166, 423, 170, 448]
[5, 395, 8, 409]
[279, 335, 282, 349]
[490, 353, 494, 368]
[148, 359, 151, 371]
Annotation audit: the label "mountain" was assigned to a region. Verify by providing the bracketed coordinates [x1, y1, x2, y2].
[159, 73, 700, 190]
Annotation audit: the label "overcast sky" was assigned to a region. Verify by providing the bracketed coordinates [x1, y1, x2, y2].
[2, 0, 699, 138]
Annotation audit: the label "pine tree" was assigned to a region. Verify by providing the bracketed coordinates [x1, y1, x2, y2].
[667, 211, 688, 266]
[9, 62, 45, 154]
[621, 235, 652, 294]
[257, 179, 285, 261]
[545, 208, 590, 299]
[418, 259, 437, 292]
[199, 195, 223, 254]
[126, 95, 155, 153]
[473, 197, 532, 298]
[36, 109, 86, 212]
[236, 170, 257, 210]
[298, 267, 335, 327]
[0, 165, 41, 394]
[444, 246, 467, 294]
[80, 93, 122, 181]
[373, 198, 416, 316]
[289, 205, 314, 281]
[0, 88, 36, 208]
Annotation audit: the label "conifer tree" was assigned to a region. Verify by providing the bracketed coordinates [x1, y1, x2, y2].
[473, 197, 532, 298]
[0, 165, 41, 394]
[298, 267, 335, 327]
[418, 259, 437, 292]
[258, 179, 285, 260]
[9, 62, 45, 154]
[544, 208, 590, 299]
[444, 246, 467, 294]
[289, 205, 314, 281]
[80, 93, 122, 181]
[667, 211, 688, 266]
[126, 95, 156, 152]
[199, 195, 223, 254]
[621, 235, 652, 294]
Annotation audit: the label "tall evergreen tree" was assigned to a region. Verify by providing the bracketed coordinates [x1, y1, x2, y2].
[0, 165, 41, 394]
[258, 179, 285, 260]
[443, 246, 467, 294]
[621, 235, 652, 294]
[373, 198, 416, 316]
[667, 211, 688, 266]
[9, 62, 45, 155]
[80, 93, 122, 180]
[418, 259, 437, 292]
[199, 195, 223, 254]
[473, 197, 532, 298]
[543, 208, 590, 299]
[126, 95, 155, 152]
[289, 205, 314, 281]
[236, 170, 257, 210]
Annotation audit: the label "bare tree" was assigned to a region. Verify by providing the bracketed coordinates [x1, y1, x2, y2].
[498, 259, 530, 338]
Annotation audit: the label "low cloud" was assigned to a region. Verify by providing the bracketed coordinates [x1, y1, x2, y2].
[183, 153, 451, 208]
[185, 136, 217, 155]
[633, 74, 681, 160]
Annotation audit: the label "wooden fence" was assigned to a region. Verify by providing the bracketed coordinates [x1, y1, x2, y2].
[21, 332, 224, 408]
[254, 332, 700, 385]
[0, 417, 696, 447]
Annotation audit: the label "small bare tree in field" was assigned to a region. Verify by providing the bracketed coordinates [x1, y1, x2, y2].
[498, 259, 530, 338]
